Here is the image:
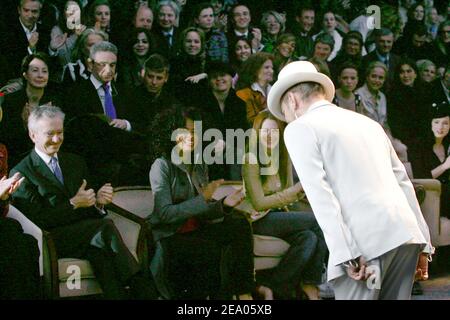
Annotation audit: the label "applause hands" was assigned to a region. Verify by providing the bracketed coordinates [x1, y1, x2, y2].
[70, 179, 114, 210]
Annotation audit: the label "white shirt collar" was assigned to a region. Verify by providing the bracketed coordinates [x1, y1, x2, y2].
[162, 28, 174, 36]
[90, 74, 106, 91]
[251, 82, 271, 97]
[234, 29, 249, 37]
[19, 17, 37, 37]
[306, 99, 333, 114]
[34, 147, 58, 167]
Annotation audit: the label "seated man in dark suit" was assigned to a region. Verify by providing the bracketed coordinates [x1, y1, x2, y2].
[63, 41, 147, 186]
[10, 105, 157, 299]
[151, 1, 180, 60]
[0, 0, 51, 78]
[362, 28, 401, 91]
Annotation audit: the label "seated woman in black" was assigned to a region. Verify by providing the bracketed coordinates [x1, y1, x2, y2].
[148, 107, 255, 300]
[411, 101, 450, 219]
[0, 53, 60, 166]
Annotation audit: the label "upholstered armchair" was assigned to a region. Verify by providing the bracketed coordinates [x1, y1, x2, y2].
[7, 202, 149, 299]
[412, 179, 450, 247]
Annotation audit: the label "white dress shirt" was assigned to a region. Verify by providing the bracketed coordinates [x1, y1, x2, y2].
[19, 18, 37, 54]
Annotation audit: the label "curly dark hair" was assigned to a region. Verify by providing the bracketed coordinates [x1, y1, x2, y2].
[148, 107, 203, 163]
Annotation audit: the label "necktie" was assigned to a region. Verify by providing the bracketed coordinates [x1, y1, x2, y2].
[165, 33, 173, 48]
[102, 83, 117, 120]
[50, 157, 64, 185]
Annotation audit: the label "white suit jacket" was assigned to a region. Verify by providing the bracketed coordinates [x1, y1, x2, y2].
[284, 100, 433, 281]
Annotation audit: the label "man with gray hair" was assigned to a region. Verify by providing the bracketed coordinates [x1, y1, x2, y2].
[267, 61, 434, 300]
[10, 105, 157, 299]
[152, 0, 180, 59]
[63, 41, 146, 186]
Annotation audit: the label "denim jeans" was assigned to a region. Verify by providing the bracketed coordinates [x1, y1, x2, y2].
[252, 211, 328, 298]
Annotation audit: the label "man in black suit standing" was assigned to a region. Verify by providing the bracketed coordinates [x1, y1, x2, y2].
[362, 28, 401, 90]
[10, 105, 157, 299]
[0, 0, 51, 78]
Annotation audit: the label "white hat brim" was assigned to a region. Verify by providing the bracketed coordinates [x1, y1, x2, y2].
[268, 72, 335, 122]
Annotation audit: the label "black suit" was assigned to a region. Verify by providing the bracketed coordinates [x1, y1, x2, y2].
[0, 18, 51, 78]
[0, 88, 61, 167]
[152, 26, 180, 60]
[10, 150, 156, 299]
[63, 78, 134, 122]
[62, 78, 147, 186]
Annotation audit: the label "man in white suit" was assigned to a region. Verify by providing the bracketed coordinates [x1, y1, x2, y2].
[267, 61, 434, 300]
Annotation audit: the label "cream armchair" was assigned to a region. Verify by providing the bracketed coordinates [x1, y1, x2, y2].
[7, 203, 149, 299]
[412, 179, 450, 247]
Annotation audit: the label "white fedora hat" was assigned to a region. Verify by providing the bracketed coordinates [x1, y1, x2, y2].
[267, 61, 335, 122]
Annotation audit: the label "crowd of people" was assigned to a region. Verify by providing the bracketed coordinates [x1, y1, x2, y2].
[0, 0, 449, 300]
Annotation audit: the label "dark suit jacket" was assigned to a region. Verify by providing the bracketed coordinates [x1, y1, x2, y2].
[0, 88, 61, 167]
[151, 26, 180, 60]
[10, 150, 100, 231]
[0, 18, 51, 78]
[63, 78, 138, 126]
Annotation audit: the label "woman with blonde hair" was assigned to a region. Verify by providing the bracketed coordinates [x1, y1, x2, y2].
[241, 110, 327, 300]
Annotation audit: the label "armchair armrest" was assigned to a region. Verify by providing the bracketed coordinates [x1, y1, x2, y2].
[7, 204, 60, 298]
[411, 179, 442, 245]
[7, 205, 44, 275]
[105, 202, 151, 270]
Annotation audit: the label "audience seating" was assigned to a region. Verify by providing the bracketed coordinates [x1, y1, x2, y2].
[7, 203, 149, 299]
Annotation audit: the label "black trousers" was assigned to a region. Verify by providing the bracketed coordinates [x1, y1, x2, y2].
[0, 217, 41, 299]
[51, 218, 157, 299]
[161, 214, 255, 299]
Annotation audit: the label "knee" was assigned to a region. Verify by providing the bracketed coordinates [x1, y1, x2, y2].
[293, 230, 318, 248]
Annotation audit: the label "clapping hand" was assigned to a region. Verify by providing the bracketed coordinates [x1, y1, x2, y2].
[50, 32, 68, 50]
[0, 173, 24, 200]
[96, 183, 113, 206]
[70, 179, 96, 209]
[29, 32, 39, 49]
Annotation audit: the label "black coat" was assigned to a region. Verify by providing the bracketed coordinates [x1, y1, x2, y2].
[0, 88, 60, 167]
[0, 18, 51, 78]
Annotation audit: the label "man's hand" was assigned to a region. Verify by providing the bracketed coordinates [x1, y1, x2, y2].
[110, 119, 128, 130]
[345, 256, 370, 281]
[96, 183, 113, 206]
[29, 32, 39, 49]
[251, 28, 262, 51]
[0, 173, 24, 200]
[70, 179, 96, 209]
[201, 179, 225, 202]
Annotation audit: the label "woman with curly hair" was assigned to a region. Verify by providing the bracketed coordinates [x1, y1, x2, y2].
[148, 107, 256, 300]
